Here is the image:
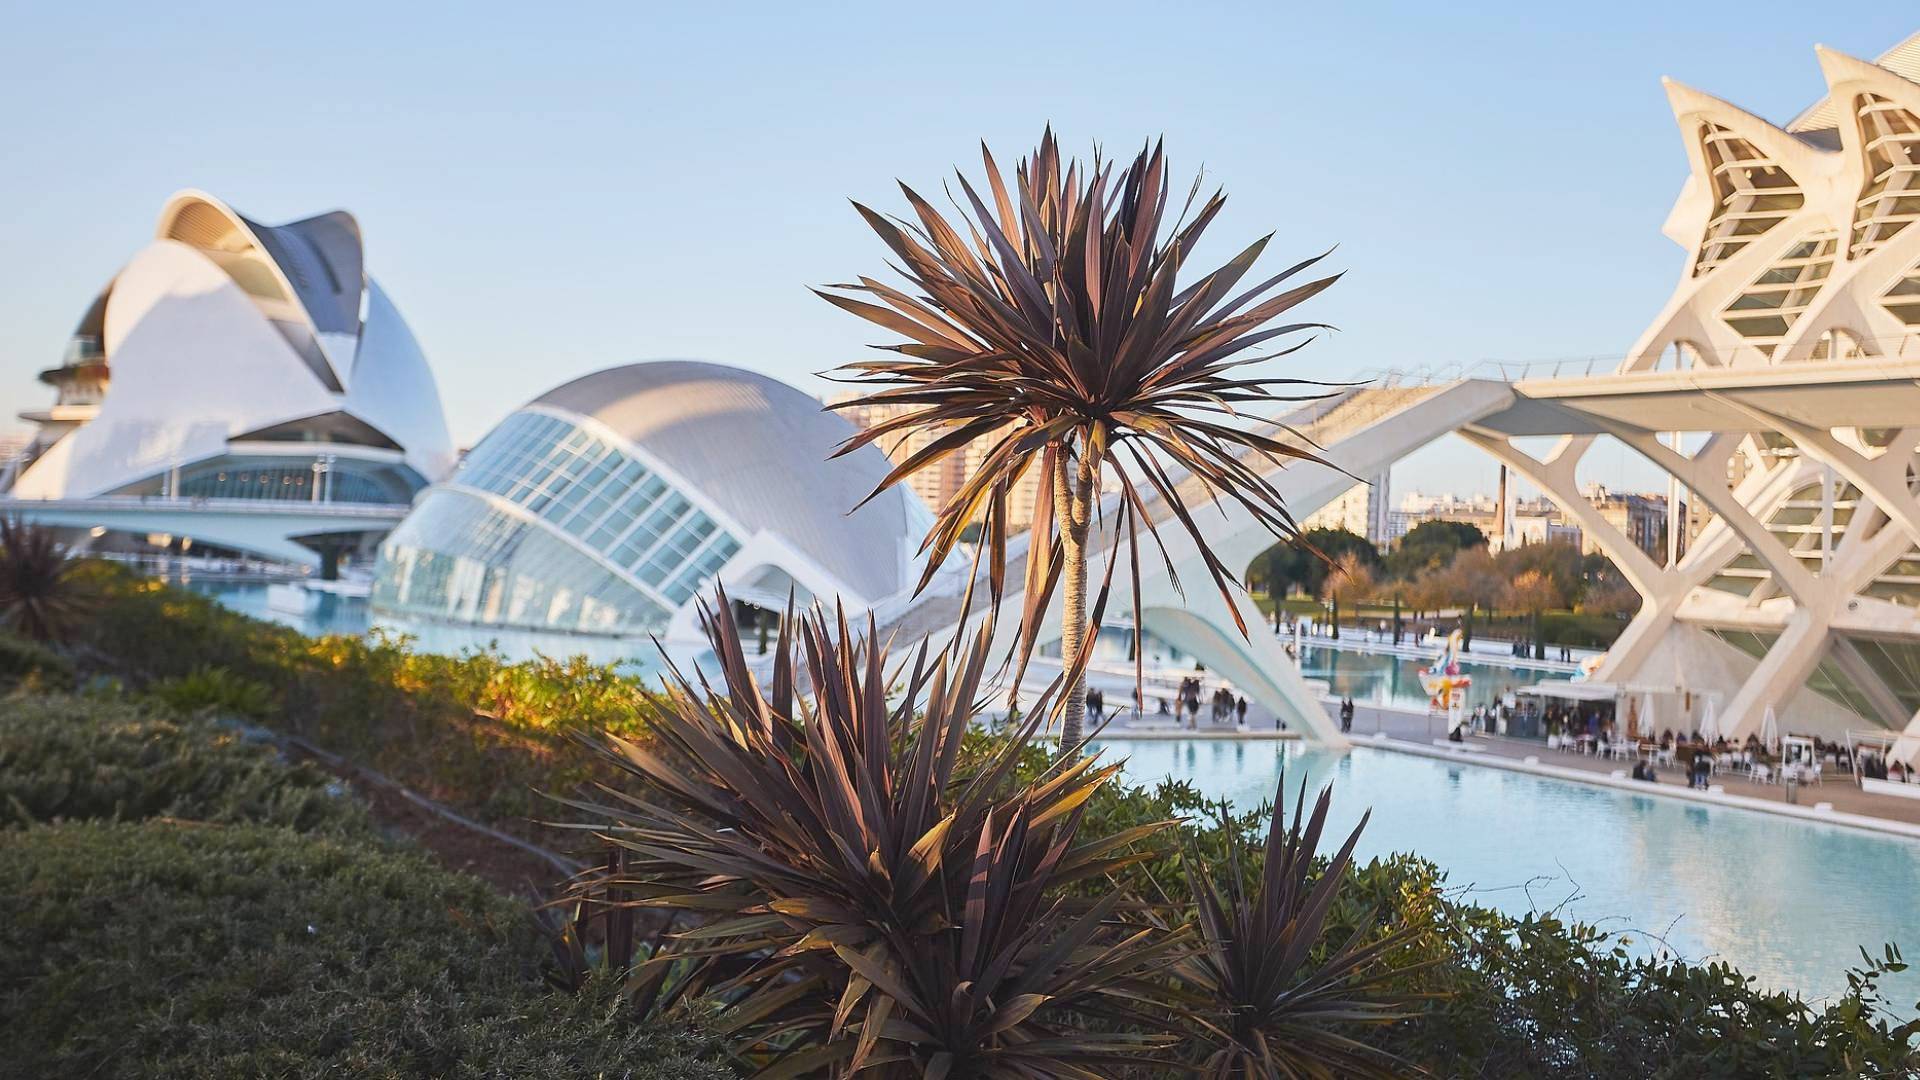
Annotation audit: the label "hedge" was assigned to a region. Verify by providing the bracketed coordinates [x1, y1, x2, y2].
[0, 693, 369, 834]
[0, 820, 733, 1080]
[0, 628, 76, 691]
[61, 562, 661, 837]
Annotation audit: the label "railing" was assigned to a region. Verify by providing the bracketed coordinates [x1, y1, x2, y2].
[1350, 355, 1624, 387]
[0, 494, 409, 518]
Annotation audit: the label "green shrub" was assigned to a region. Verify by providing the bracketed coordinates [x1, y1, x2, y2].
[61, 562, 662, 835]
[0, 820, 734, 1080]
[0, 628, 76, 691]
[147, 664, 274, 718]
[1338, 858, 1920, 1078]
[0, 694, 368, 834]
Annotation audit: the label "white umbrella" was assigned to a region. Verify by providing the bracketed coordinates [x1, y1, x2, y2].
[1641, 690, 1656, 739]
[1761, 705, 1779, 750]
[1699, 697, 1719, 742]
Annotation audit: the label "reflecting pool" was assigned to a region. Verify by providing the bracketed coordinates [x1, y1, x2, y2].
[1096, 738, 1920, 1011]
[183, 579, 667, 670]
[1295, 642, 1568, 713]
[179, 580, 373, 637]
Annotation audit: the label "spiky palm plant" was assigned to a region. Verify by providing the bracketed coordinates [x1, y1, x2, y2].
[0, 517, 88, 643]
[558, 592, 1187, 1078]
[823, 130, 1339, 751]
[1180, 778, 1425, 1079]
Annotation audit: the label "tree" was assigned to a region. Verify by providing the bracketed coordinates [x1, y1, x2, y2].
[1577, 577, 1641, 619]
[1502, 569, 1564, 660]
[1384, 519, 1485, 580]
[1320, 552, 1376, 642]
[1248, 527, 1379, 605]
[1435, 545, 1502, 649]
[1495, 540, 1585, 607]
[825, 132, 1340, 752]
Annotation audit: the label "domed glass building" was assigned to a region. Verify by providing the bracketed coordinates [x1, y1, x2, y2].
[371, 361, 934, 650]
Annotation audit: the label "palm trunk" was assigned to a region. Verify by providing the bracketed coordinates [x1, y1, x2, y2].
[1056, 453, 1094, 755]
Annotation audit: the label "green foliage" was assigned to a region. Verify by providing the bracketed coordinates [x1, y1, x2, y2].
[1249, 526, 1382, 602]
[1382, 519, 1485, 580]
[0, 820, 733, 1080]
[148, 664, 274, 718]
[0, 628, 76, 691]
[62, 561, 662, 835]
[1337, 862, 1920, 1077]
[0, 693, 369, 834]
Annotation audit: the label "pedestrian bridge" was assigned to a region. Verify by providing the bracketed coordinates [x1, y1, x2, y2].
[0, 495, 407, 569]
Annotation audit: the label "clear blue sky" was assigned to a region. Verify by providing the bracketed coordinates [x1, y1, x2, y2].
[2, 2, 1912, 496]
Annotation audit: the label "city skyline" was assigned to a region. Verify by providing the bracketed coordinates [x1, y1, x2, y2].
[5, 4, 1916, 497]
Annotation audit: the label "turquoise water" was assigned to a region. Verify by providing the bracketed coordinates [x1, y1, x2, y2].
[182, 581, 665, 669]
[1097, 739, 1920, 1012]
[1295, 642, 1568, 712]
[179, 580, 373, 637]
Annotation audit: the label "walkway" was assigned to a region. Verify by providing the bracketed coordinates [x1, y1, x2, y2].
[1334, 699, 1920, 833]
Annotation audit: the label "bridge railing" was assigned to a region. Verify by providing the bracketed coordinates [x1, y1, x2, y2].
[1351, 355, 1624, 386]
[0, 494, 410, 518]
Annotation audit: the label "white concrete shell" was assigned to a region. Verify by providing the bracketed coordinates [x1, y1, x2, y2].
[11, 190, 454, 503]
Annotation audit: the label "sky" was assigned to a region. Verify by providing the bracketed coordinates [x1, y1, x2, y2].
[2, 1, 1915, 498]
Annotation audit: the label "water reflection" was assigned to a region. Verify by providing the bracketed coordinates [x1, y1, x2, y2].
[1096, 738, 1920, 1012]
[1294, 643, 1568, 712]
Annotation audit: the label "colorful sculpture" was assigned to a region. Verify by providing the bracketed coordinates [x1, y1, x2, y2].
[1418, 629, 1473, 710]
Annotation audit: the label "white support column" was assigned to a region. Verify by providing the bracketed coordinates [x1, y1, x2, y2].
[1140, 587, 1349, 748]
[1583, 418, 1821, 606]
[1717, 608, 1830, 742]
[1891, 707, 1920, 767]
[1460, 429, 1682, 681]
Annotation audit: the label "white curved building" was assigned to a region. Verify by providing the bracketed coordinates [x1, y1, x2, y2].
[5, 190, 454, 570]
[370, 361, 936, 654]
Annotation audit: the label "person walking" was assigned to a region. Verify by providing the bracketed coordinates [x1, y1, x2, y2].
[1339, 697, 1355, 733]
[1234, 696, 1247, 729]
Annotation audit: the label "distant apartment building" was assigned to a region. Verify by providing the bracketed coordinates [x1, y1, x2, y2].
[1385, 489, 1580, 552]
[1508, 512, 1582, 549]
[1582, 484, 1686, 562]
[832, 396, 1044, 530]
[1299, 471, 1391, 543]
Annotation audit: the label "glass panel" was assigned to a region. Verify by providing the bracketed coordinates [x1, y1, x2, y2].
[371, 488, 672, 635]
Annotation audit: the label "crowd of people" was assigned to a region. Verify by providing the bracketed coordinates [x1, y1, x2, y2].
[1082, 677, 1254, 732]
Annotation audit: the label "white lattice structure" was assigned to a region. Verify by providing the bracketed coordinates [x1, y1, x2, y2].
[1462, 35, 1920, 758]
